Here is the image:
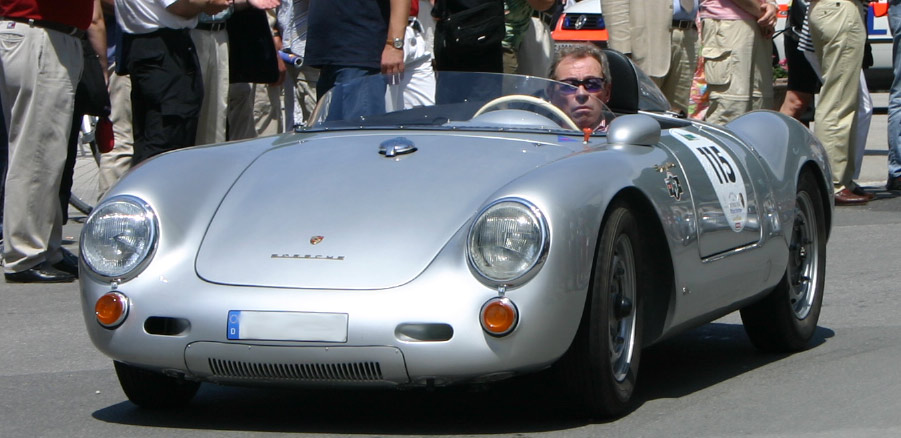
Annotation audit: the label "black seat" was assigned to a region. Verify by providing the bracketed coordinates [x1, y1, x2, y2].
[602, 49, 639, 114]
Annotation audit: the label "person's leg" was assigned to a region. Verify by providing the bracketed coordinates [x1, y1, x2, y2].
[190, 28, 229, 145]
[0, 25, 81, 273]
[330, 66, 384, 121]
[853, 70, 873, 181]
[129, 30, 203, 164]
[293, 65, 319, 126]
[252, 82, 283, 136]
[702, 18, 757, 125]
[887, 0, 901, 187]
[779, 90, 814, 124]
[226, 82, 256, 141]
[660, 27, 699, 115]
[98, 69, 133, 198]
[810, 0, 865, 193]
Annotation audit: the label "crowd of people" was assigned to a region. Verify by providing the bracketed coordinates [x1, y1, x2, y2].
[0, 0, 897, 283]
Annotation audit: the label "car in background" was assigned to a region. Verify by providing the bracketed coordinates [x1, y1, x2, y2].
[551, 0, 606, 47]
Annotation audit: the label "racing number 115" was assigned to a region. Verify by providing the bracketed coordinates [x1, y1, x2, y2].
[697, 146, 736, 184]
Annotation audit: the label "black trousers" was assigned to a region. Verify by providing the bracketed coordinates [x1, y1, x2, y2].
[123, 28, 203, 165]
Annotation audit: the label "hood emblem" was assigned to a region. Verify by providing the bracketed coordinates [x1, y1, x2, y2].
[574, 15, 587, 30]
[310, 235, 324, 245]
[379, 137, 417, 157]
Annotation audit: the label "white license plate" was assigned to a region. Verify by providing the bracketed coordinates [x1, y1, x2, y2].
[227, 311, 348, 342]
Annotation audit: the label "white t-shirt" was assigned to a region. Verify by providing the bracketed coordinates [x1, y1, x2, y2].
[115, 0, 199, 34]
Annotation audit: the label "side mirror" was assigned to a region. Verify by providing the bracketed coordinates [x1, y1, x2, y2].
[606, 114, 661, 147]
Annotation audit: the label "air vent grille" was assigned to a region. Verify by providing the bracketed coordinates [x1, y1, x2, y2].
[208, 358, 383, 382]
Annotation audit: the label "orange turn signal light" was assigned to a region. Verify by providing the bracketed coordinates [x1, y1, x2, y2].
[95, 292, 129, 328]
[480, 297, 518, 336]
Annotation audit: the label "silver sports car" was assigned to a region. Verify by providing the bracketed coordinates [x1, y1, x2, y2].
[79, 50, 832, 418]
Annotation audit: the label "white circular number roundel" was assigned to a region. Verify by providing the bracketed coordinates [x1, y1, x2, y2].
[672, 129, 747, 233]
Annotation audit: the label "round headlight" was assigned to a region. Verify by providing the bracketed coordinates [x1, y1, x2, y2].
[81, 196, 158, 279]
[468, 199, 548, 284]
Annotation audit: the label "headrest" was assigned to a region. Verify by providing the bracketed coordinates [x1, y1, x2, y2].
[602, 49, 639, 114]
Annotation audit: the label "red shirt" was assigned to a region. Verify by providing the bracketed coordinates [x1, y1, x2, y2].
[0, 0, 94, 30]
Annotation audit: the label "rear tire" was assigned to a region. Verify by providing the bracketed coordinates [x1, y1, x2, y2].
[114, 361, 200, 409]
[556, 203, 644, 418]
[740, 171, 826, 352]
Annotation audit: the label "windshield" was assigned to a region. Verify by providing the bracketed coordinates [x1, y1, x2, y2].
[303, 72, 618, 134]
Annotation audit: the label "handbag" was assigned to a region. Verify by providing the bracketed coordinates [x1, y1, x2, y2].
[226, 8, 279, 84]
[440, 1, 505, 55]
[75, 39, 111, 117]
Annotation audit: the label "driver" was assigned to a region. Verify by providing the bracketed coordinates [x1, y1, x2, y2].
[548, 44, 613, 132]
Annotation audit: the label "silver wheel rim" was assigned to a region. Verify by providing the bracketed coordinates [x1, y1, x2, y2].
[608, 234, 637, 382]
[789, 191, 819, 320]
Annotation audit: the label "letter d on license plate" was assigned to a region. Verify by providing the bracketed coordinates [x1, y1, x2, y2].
[227, 310, 348, 342]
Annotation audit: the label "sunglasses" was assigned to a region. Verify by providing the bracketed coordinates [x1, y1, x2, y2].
[556, 77, 607, 94]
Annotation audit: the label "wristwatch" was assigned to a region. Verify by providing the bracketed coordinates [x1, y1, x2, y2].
[388, 37, 404, 49]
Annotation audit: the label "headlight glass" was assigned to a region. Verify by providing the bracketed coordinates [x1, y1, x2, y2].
[468, 199, 548, 284]
[81, 196, 158, 279]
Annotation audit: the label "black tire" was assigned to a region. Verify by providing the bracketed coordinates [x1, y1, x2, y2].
[114, 361, 200, 409]
[740, 171, 826, 352]
[556, 204, 644, 418]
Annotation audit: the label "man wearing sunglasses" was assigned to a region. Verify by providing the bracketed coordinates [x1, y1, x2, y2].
[548, 43, 613, 132]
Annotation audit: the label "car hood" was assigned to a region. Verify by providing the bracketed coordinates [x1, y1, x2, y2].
[564, 0, 601, 14]
[195, 132, 570, 289]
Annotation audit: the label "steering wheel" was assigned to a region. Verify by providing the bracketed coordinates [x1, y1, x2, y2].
[472, 94, 581, 131]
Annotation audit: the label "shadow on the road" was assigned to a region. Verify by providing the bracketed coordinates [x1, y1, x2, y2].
[91, 322, 835, 434]
[636, 322, 833, 401]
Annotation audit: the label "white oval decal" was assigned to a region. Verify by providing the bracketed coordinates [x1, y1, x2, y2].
[672, 129, 747, 232]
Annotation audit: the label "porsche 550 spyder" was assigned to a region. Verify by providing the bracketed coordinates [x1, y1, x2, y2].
[79, 49, 832, 418]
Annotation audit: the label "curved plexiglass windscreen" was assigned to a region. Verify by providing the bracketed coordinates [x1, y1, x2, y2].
[303, 72, 627, 134]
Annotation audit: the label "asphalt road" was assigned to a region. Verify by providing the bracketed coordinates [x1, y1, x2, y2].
[2, 103, 901, 437]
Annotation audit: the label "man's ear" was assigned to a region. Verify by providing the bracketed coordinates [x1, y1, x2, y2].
[602, 83, 612, 103]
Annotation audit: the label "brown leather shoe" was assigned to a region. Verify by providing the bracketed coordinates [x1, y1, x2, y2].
[850, 186, 876, 201]
[834, 188, 870, 206]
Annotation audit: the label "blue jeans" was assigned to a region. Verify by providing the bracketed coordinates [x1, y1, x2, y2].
[316, 65, 385, 122]
[888, 0, 901, 177]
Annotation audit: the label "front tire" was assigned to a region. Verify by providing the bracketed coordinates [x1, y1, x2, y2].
[557, 204, 644, 418]
[114, 361, 200, 409]
[740, 171, 826, 352]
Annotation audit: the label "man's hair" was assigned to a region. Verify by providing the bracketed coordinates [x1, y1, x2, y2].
[549, 43, 611, 82]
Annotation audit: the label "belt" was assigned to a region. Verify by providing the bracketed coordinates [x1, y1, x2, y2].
[1, 16, 86, 38]
[672, 20, 697, 30]
[196, 21, 226, 31]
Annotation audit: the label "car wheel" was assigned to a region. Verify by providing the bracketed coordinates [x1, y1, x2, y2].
[740, 171, 826, 352]
[114, 361, 200, 409]
[557, 203, 644, 418]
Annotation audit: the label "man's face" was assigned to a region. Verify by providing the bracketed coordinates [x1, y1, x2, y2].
[550, 56, 611, 131]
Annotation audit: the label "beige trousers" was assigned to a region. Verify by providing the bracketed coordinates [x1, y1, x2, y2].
[809, 0, 866, 192]
[190, 28, 229, 145]
[656, 27, 699, 115]
[252, 82, 284, 137]
[98, 67, 133, 198]
[0, 23, 82, 272]
[700, 18, 773, 125]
